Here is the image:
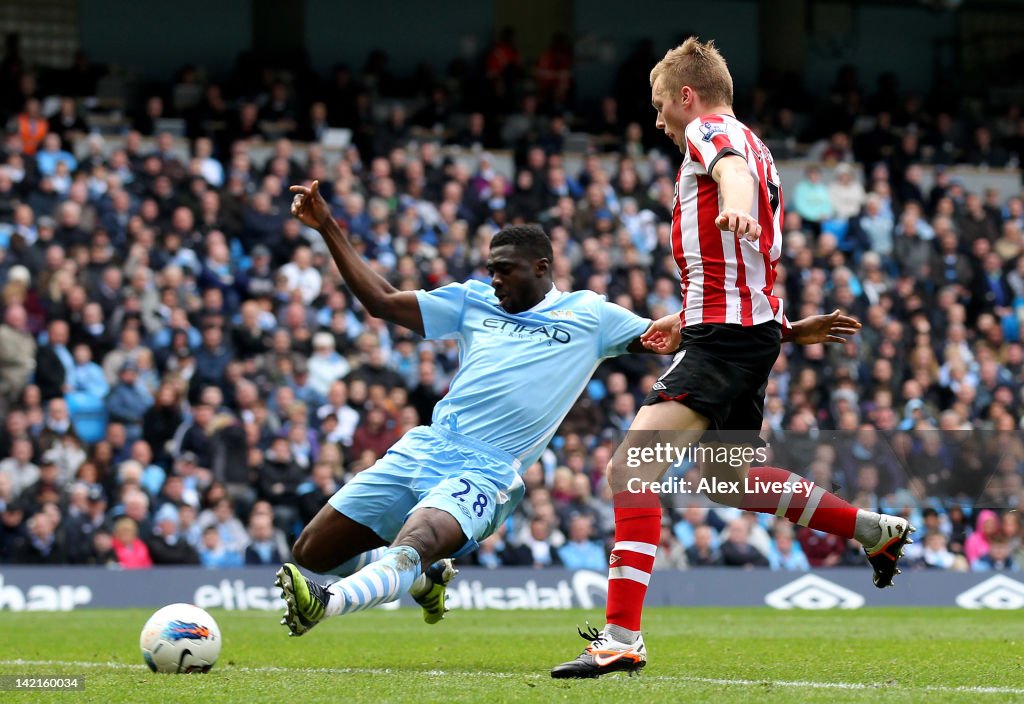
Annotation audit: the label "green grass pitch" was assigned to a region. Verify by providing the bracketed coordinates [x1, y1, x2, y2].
[0, 607, 1020, 703]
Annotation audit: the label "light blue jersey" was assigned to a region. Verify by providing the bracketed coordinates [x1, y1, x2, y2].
[416, 280, 651, 468]
[330, 280, 649, 555]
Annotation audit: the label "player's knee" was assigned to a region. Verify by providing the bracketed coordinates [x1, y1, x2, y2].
[699, 465, 743, 508]
[607, 457, 621, 480]
[290, 531, 312, 567]
[394, 522, 439, 561]
[607, 457, 636, 494]
[704, 489, 738, 507]
[291, 530, 331, 573]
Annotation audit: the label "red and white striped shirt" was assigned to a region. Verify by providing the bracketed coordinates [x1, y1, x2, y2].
[672, 113, 786, 328]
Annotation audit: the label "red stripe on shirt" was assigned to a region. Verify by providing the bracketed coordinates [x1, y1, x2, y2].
[672, 164, 688, 314]
[742, 126, 783, 321]
[696, 173, 726, 321]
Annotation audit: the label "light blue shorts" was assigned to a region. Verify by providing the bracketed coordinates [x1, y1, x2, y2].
[329, 425, 525, 558]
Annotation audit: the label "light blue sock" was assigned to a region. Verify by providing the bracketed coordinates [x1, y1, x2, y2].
[326, 548, 388, 577]
[324, 546, 421, 616]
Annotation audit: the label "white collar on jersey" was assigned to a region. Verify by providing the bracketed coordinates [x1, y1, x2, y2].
[526, 285, 563, 313]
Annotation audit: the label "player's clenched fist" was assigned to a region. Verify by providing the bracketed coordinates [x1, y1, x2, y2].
[715, 208, 761, 241]
[289, 179, 332, 230]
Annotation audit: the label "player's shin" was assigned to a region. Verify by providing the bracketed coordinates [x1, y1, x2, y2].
[738, 466, 860, 539]
[324, 545, 421, 616]
[605, 488, 661, 641]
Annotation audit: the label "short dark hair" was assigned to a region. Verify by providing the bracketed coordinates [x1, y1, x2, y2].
[491, 224, 553, 263]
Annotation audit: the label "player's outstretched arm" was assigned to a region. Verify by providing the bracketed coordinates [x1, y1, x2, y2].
[290, 180, 424, 336]
[783, 309, 861, 345]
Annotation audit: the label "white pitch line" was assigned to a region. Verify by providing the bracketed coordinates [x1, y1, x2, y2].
[661, 675, 1024, 696]
[2, 659, 1022, 696]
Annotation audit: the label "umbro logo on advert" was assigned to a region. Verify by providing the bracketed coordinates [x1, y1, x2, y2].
[956, 575, 1024, 609]
[764, 575, 865, 610]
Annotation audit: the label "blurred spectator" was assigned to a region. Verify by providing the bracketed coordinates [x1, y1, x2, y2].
[798, 526, 846, 567]
[767, 523, 810, 571]
[12, 97, 48, 156]
[534, 34, 573, 108]
[0, 437, 37, 498]
[69, 342, 109, 396]
[198, 496, 249, 555]
[106, 361, 153, 442]
[244, 512, 285, 565]
[474, 528, 508, 568]
[0, 304, 35, 413]
[685, 525, 722, 567]
[972, 536, 1018, 572]
[280, 244, 323, 306]
[297, 461, 340, 524]
[920, 532, 961, 570]
[557, 514, 605, 570]
[653, 522, 688, 569]
[792, 167, 834, 233]
[720, 519, 769, 568]
[64, 485, 108, 562]
[514, 516, 563, 568]
[473, 524, 535, 568]
[20, 453, 65, 514]
[86, 527, 117, 566]
[36, 133, 77, 177]
[146, 504, 200, 565]
[111, 516, 153, 569]
[350, 406, 398, 460]
[198, 524, 244, 568]
[965, 509, 1000, 565]
[308, 332, 351, 397]
[12, 509, 66, 564]
[258, 436, 305, 528]
[828, 163, 866, 220]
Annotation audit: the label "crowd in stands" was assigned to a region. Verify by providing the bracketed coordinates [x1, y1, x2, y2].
[0, 32, 1023, 575]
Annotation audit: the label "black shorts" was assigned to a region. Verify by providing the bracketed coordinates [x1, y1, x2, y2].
[643, 321, 781, 440]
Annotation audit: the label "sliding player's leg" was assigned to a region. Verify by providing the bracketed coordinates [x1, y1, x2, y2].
[277, 506, 464, 635]
[278, 427, 524, 635]
[291, 504, 388, 574]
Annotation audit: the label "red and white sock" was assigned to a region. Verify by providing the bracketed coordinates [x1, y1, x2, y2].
[740, 466, 858, 538]
[605, 491, 660, 638]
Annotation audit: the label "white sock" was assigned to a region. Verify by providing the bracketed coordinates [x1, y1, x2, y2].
[854, 510, 882, 547]
[605, 623, 640, 645]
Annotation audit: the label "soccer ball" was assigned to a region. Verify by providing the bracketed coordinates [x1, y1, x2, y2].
[139, 603, 221, 673]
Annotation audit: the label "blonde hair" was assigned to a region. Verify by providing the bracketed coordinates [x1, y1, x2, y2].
[650, 37, 733, 107]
